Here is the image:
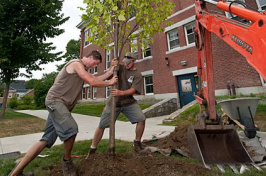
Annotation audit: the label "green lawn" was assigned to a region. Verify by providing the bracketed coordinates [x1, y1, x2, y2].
[72, 104, 152, 121]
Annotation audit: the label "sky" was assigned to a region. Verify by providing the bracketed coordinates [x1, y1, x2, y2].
[18, 0, 86, 80]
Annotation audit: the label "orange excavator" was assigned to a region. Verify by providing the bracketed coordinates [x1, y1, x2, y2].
[188, 0, 266, 172]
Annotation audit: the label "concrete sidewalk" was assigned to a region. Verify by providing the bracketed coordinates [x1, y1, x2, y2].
[0, 110, 175, 154]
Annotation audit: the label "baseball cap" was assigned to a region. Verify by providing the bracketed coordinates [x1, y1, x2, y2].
[122, 52, 137, 64]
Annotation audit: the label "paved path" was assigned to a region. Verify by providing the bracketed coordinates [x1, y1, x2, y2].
[0, 110, 175, 154]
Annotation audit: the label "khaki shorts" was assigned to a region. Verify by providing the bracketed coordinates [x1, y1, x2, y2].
[99, 103, 146, 128]
[41, 101, 78, 148]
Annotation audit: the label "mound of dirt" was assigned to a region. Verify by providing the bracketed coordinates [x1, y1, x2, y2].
[50, 152, 218, 176]
[143, 125, 190, 155]
[49, 125, 220, 176]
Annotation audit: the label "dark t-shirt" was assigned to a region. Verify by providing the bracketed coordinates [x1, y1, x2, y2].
[107, 64, 143, 107]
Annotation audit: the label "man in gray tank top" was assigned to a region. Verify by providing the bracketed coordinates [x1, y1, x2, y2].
[9, 50, 118, 176]
[88, 52, 146, 156]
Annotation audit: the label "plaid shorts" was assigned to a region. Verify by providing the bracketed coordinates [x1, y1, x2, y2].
[41, 101, 78, 148]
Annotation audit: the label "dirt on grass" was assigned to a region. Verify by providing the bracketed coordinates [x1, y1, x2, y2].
[49, 125, 220, 176]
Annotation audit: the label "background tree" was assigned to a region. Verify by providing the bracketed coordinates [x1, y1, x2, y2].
[0, 0, 69, 119]
[34, 72, 58, 108]
[0, 83, 4, 97]
[57, 39, 81, 71]
[81, 0, 175, 154]
[25, 79, 39, 89]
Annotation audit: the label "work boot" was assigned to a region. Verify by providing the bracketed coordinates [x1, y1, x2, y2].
[133, 140, 144, 153]
[61, 156, 78, 176]
[86, 147, 97, 159]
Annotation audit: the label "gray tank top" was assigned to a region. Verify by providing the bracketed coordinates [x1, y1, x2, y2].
[45, 59, 84, 111]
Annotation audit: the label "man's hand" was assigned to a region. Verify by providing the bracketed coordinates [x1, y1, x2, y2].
[109, 75, 118, 86]
[107, 58, 119, 75]
[111, 88, 124, 96]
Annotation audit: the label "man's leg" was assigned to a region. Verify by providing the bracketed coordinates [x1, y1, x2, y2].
[63, 135, 76, 160]
[135, 120, 145, 141]
[10, 141, 47, 176]
[91, 127, 105, 148]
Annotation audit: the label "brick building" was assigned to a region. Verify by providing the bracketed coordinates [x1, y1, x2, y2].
[77, 0, 266, 107]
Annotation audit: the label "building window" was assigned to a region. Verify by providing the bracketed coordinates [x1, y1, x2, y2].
[93, 87, 97, 99]
[84, 29, 89, 47]
[106, 50, 111, 70]
[144, 75, 154, 95]
[225, 0, 249, 22]
[88, 68, 92, 74]
[167, 29, 179, 50]
[131, 38, 138, 59]
[94, 66, 98, 74]
[8, 93, 13, 98]
[260, 75, 266, 86]
[82, 88, 86, 99]
[258, 0, 266, 10]
[142, 37, 151, 58]
[87, 86, 91, 99]
[184, 22, 195, 45]
[129, 5, 136, 19]
[106, 86, 111, 98]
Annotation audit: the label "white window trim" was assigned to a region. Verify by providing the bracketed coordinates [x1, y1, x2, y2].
[141, 70, 154, 76]
[87, 86, 91, 99]
[260, 75, 266, 86]
[84, 29, 89, 48]
[144, 75, 154, 95]
[167, 29, 180, 51]
[82, 87, 86, 100]
[93, 87, 97, 99]
[165, 16, 195, 32]
[106, 49, 111, 70]
[167, 4, 195, 20]
[184, 21, 196, 46]
[106, 86, 111, 98]
[224, 0, 245, 18]
[256, 0, 266, 10]
[172, 66, 197, 76]
[136, 56, 153, 63]
[166, 44, 195, 55]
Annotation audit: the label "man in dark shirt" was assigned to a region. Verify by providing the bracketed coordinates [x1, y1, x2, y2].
[88, 52, 146, 155]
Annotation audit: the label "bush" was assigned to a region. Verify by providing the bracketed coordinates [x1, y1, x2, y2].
[8, 97, 19, 109]
[17, 104, 36, 110]
[21, 95, 34, 105]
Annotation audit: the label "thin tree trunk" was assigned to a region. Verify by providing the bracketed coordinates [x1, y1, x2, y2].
[0, 82, 10, 119]
[109, 17, 119, 156]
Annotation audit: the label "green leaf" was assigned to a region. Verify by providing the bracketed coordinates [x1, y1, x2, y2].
[83, 0, 89, 3]
[112, 6, 118, 11]
[95, 2, 103, 11]
[118, 14, 126, 21]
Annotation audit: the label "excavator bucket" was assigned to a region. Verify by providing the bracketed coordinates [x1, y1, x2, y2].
[187, 124, 253, 168]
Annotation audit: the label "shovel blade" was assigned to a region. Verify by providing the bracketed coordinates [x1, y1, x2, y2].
[188, 124, 253, 166]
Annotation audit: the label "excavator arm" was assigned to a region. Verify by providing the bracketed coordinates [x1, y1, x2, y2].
[194, 0, 266, 120]
[188, 0, 266, 170]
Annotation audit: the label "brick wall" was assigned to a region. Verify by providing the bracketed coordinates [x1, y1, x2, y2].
[77, 0, 264, 101]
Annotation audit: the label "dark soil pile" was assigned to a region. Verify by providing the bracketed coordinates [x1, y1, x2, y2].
[50, 125, 221, 176]
[143, 125, 190, 155]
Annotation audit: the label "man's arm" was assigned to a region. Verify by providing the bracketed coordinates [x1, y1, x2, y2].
[111, 88, 136, 97]
[96, 58, 119, 81]
[70, 61, 117, 87]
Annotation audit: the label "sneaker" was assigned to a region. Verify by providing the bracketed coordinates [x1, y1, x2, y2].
[61, 156, 78, 176]
[17, 172, 34, 176]
[133, 140, 144, 153]
[86, 147, 97, 159]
